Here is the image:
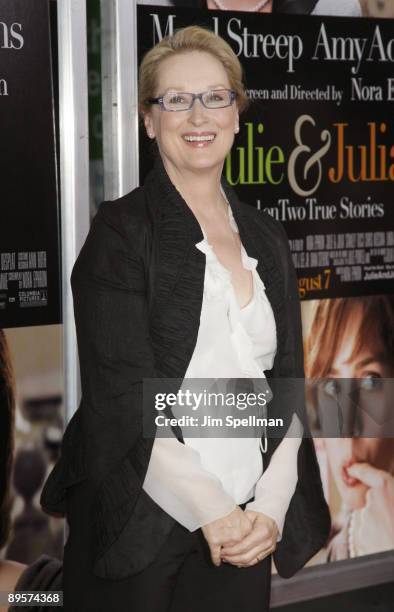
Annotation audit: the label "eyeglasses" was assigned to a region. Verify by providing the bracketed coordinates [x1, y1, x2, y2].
[147, 89, 237, 112]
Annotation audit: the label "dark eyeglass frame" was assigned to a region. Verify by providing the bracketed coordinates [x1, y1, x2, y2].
[146, 89, 237, 112]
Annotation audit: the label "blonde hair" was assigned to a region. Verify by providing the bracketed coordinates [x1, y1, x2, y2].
[138, 26, 248, 114]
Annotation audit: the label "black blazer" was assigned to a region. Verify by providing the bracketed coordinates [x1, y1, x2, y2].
[41, 158, 330, 580]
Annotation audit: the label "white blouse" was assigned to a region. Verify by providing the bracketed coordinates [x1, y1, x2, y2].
[143, 205, 303, 541]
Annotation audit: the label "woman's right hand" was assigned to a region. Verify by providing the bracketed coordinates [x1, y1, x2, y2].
[201, 506, 253, 567]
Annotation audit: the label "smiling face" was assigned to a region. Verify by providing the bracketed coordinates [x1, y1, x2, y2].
[143, 50, 239, 179]
[321, 304, 394, 509]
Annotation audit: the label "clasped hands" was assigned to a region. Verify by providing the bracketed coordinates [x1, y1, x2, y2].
[201, 506, 279, 568]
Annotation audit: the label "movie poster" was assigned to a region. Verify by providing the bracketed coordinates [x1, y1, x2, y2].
[0, 0, 60, 329]
[137, 5, 394, 569]
[268, 0, 394, 565]
[0, 0, 63, 601]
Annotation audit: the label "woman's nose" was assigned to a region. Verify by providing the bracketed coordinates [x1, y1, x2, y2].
[333, 382, 366, 437]
[189, 98, 208, 124]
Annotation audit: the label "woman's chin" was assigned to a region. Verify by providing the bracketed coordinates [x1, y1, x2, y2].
[184, 157, 224, 173]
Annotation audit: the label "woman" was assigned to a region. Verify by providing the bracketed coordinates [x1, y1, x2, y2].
[40, 26, 330, 611]
[304, 296, 394, 561]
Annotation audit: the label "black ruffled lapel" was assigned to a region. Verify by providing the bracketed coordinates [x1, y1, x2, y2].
[144, 160, 206, 379]
[144, 159, 286, 382]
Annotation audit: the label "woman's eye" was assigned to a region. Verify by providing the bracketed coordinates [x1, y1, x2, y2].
[359, 375, 383, 391]
[208, 92, 224, 102]
[168, 94, 185, 104]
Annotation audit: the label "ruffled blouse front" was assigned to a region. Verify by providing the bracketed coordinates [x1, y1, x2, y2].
[191, 206, 277, 380]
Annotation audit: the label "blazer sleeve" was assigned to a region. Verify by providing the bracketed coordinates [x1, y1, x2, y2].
[70, 202, 156, 482]
[58, 201, 162, 569]
[40, 199, 153, 523]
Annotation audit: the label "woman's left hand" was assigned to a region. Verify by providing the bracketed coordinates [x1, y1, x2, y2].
[220, 510, 278, 567]
[346, 462, 394, 555]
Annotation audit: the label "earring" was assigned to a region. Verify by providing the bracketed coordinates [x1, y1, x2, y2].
[235, 126, 240, 134]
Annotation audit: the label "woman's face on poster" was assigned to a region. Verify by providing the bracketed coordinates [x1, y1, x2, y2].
[318, 303, 394, 510]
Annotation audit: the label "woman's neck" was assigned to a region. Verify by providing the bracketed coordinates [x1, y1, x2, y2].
[162, 159, 228, 218]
